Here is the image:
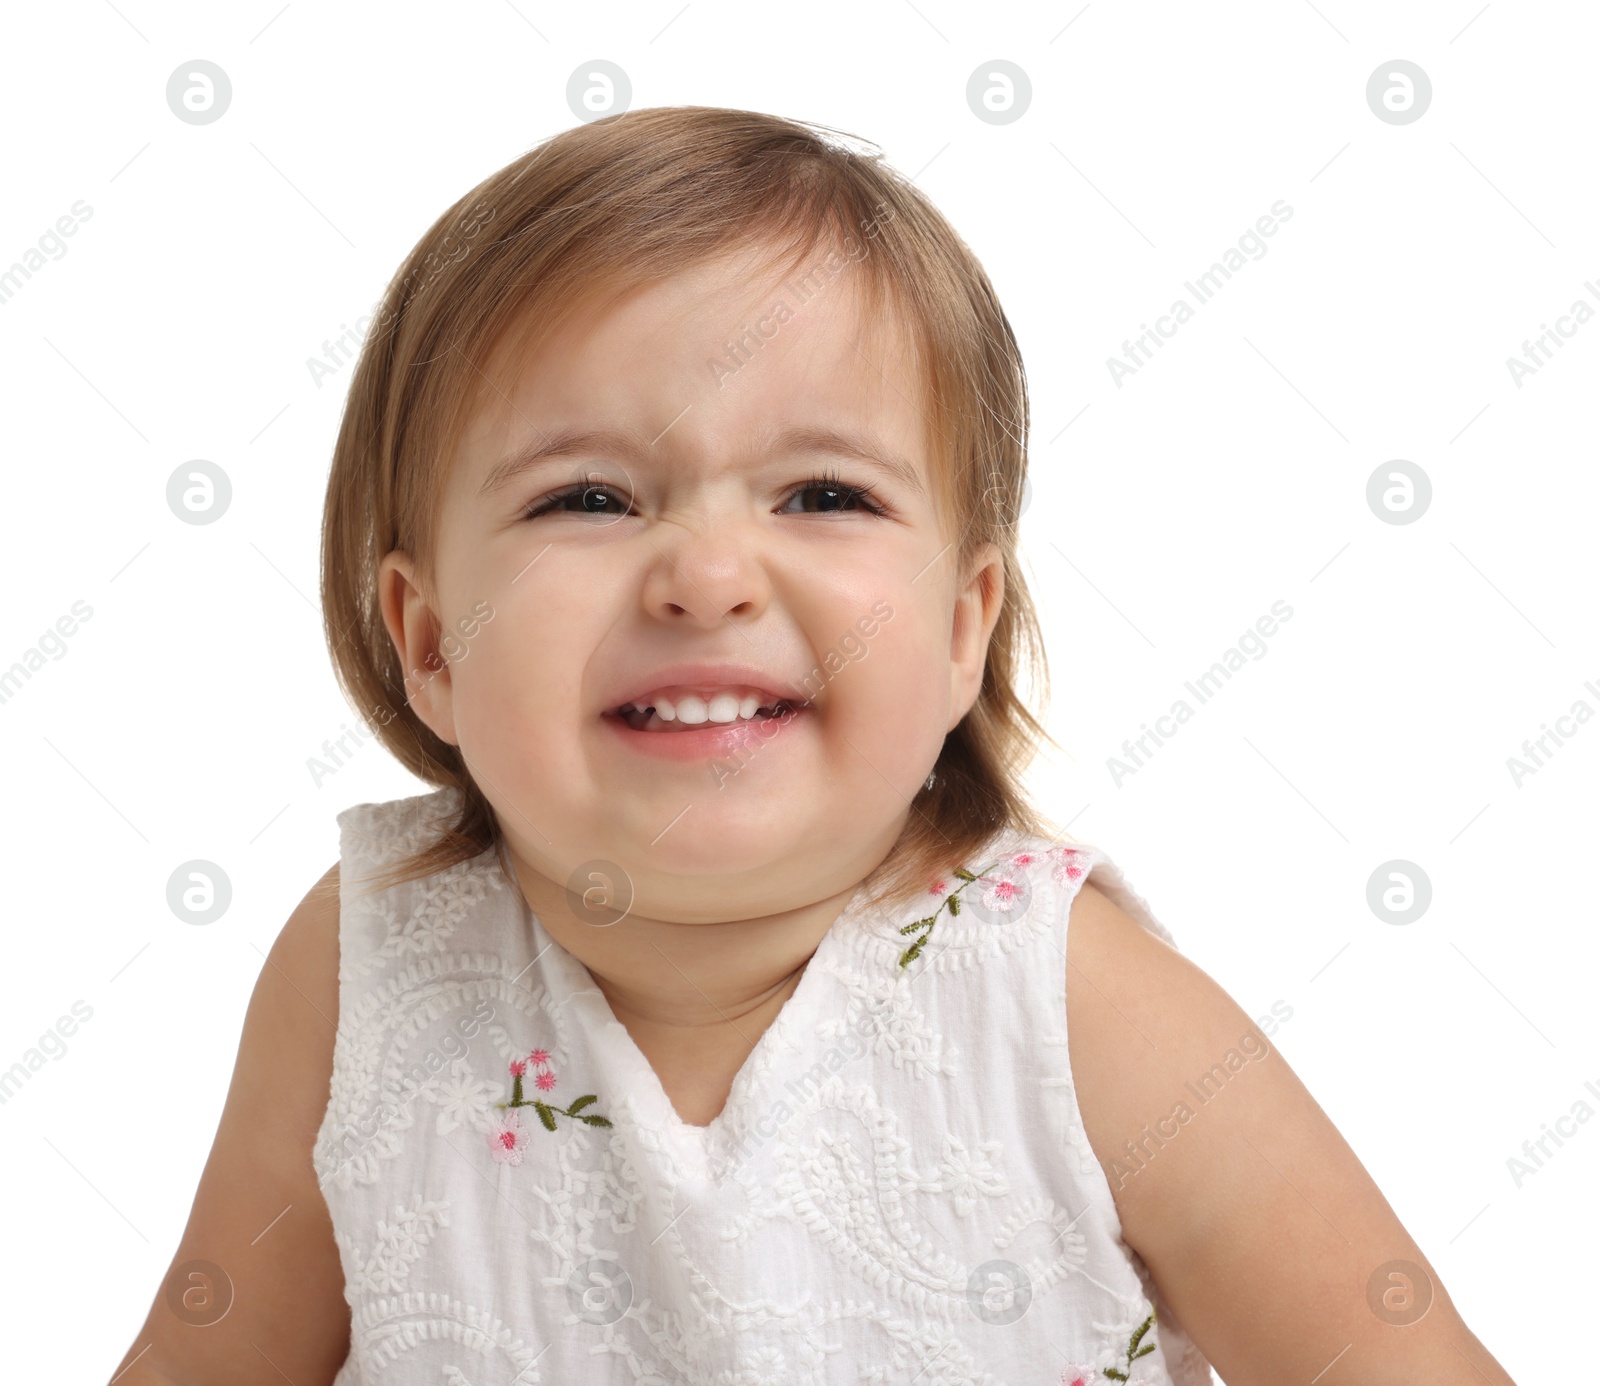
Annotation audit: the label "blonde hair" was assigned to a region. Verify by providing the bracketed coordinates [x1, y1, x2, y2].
[321, 105, 1062, 911]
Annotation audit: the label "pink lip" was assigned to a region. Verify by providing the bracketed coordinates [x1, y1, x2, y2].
[601, 704, 809, 761]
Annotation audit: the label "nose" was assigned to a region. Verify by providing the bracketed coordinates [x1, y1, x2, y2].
[639, 516, 773, 629]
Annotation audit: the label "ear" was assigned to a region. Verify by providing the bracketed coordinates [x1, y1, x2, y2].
[376, 550, 461, 746]
[947, 541, 1005, 731]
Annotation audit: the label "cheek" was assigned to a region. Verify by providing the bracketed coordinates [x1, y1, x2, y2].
[446, 574, 589, 757]
[828, 593, 952, 755]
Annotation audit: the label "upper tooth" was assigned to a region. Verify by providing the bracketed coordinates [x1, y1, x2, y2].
[625, 687, 783, 723]
[706, 692, 742, 723]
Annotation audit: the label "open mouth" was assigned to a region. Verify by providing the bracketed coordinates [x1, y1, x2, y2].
[609, 694, 802, 733]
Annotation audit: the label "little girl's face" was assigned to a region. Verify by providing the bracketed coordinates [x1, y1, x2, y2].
[382, 240, 1002, 919]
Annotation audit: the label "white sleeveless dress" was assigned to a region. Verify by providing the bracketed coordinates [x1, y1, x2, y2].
[313, 788, 1215, 1386]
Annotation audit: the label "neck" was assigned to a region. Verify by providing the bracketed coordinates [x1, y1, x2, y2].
[504, 856, 862, 1036]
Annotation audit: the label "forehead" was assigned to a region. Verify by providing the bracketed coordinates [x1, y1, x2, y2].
[453, 243, 933, 493]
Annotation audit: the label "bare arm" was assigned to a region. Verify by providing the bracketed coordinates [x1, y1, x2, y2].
[109, 866, 351, 1386]
[1064, 880, 1517, 1385]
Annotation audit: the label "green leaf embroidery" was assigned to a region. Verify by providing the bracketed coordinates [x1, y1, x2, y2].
[896, 859, 1001, 969]
[1102, 1310, 1158, 1382]
[494, 1054, 613, 1135]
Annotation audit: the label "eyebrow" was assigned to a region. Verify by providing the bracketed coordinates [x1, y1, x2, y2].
[476, 423, 927, 500]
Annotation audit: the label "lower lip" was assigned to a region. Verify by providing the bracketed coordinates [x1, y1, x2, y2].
[600, 706, 808, 761]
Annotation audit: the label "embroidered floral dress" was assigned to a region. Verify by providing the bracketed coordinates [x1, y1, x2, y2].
[313, 789, 1215, 1385]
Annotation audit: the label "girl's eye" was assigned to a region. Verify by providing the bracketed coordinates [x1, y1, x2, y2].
[779, 469, 887, 516]
[519, 468, 888, 520]
[521, 484, 632, 520]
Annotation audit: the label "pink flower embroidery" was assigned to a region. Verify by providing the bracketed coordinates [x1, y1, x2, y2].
[489, 1110, 531, 1164]
[929, 879, 949, 896]
[1011, 851, 1035, 866]
[1058, 1367, 1098, 1386]
[1048, 845, 1087, 886]
[494, 1040, 613, 1137]
[980, 875, 1024, 914]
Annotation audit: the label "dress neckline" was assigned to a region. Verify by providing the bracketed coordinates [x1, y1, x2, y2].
[502, 862, 882, 1167]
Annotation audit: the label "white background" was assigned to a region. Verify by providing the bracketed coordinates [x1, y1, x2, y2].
[0, 1, 1592, 1380]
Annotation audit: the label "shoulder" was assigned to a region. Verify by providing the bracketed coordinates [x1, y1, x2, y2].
[270, 862, 341, 1011]
[250, 863, 343, 1145]
[1062, 872, 1259, 1251]
[286, 860, 340, 941]
[1058, 872, 1516, 1380]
